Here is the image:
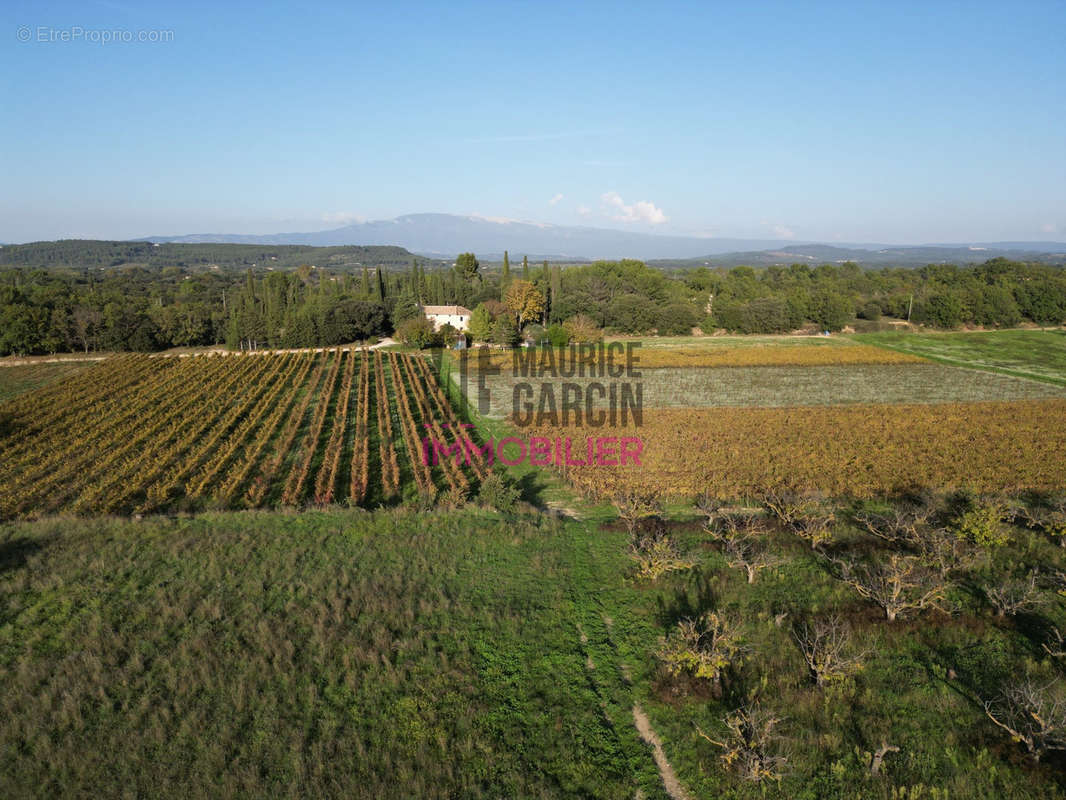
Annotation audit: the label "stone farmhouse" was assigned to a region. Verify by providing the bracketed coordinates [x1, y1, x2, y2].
[422, 305, 472, 332]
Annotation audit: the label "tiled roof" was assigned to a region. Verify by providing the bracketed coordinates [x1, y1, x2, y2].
[423, 305, 472, 315]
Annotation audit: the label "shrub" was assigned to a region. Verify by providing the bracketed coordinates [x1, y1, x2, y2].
[522, 323, 546, 346]
[546, 323, 569, 347]
[395, 316, 438, 349]
[953, 504, 1008, 548]
[562, 314, 602, 343]
[656, 302, 699, 336]
[491, 315, 520, 347]
[858, 301, 882, 321]
[477, 472, 520, 512]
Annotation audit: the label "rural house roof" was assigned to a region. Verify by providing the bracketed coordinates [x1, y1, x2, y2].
[422, 305, 472, 316]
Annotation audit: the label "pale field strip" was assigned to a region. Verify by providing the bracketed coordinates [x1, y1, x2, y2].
[471, 363, 1066, 417]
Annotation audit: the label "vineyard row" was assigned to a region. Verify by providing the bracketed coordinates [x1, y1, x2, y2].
[0, 351, 487, 519]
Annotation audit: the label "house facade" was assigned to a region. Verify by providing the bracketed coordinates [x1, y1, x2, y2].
[422, 305, 472, 332]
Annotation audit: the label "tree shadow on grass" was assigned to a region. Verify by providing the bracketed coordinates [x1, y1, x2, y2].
[0, 537, 44, 577]
[1011, 610, 1061, 661]
[0, 410, 20, 439]
[514, 471, 549, 507]
[655, 567, 717, 629]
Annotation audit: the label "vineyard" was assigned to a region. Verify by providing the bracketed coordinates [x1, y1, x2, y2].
[520, 399, 1066, 500]
[0, 351, 487, 519]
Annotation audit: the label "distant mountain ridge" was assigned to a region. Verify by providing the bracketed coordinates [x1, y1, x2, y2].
[143, 213, 793, 260]
[140, 213, 1066, 264]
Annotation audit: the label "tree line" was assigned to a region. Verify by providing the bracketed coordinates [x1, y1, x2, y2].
[0, 253, 1063, 356]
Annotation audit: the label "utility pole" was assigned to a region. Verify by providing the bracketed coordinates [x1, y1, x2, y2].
[906, 293, 913, 323]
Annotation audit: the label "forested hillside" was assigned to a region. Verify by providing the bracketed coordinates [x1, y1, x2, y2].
[0, 240, 418, 271]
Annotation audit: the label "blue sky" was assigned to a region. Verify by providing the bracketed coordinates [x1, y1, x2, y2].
[2, 0, 1064, 243]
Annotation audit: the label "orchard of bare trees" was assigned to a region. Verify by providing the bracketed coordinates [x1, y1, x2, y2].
[618, 487, 1066, 785]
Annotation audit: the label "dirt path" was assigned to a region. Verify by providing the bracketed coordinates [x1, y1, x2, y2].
[632, 704, 692, 800]
[165, 338, 398, 357]
[544, 499, 584, 520]
[0, 355, 107, 367]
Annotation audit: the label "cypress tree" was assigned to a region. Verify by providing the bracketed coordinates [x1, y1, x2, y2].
[522, 255, 529, 281]
[550, 265, 561, 323]
[376, 267, 386, 300]
[501, 250, 510, 300]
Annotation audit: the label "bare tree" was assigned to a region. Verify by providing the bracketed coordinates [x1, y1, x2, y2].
[629, 533, 695, 581]
[703, 512, 784, 584]
[983, 678, 1066, 761]
[696, 492, 727, 521]
[986, 572, 1045, 618]
[762, 489, 835, 550]
[910, 524, 981, 579]
[705, 510, 768, 544]
[857, 504, 979, 578]
[855, 504, 937, 546]
[763, 488, 820, 527]
[1015, 496, 1066, 548]
[793, 615, 866, 687]
[833, 553, 947, 622]
[71, 306, 102, 354]
[723, 533, 785, 584]
[1049, 569, 1066, 598]
[657, 612, 744, 693]
[1043, 627, 1066, 661]
[792, 509, 836, 551]
[613, 489, 663, 537]
[696, 703, 788, 783]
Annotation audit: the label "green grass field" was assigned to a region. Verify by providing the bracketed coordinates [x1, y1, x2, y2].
[855, 330, 1066, 386]
[0, 509, 666, 799]
[3, 504, 1066, 799]
[0, 360, 99, 403]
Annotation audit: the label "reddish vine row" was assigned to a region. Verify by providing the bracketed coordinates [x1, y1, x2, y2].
[280, 349, 344, 505]
[347, 350, 373, 504]
[374, 351, 400, 498]
[313, 349, 357, 505]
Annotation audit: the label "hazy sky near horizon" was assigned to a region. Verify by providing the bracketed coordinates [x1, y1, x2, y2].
[2, 0, 1064, 244]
